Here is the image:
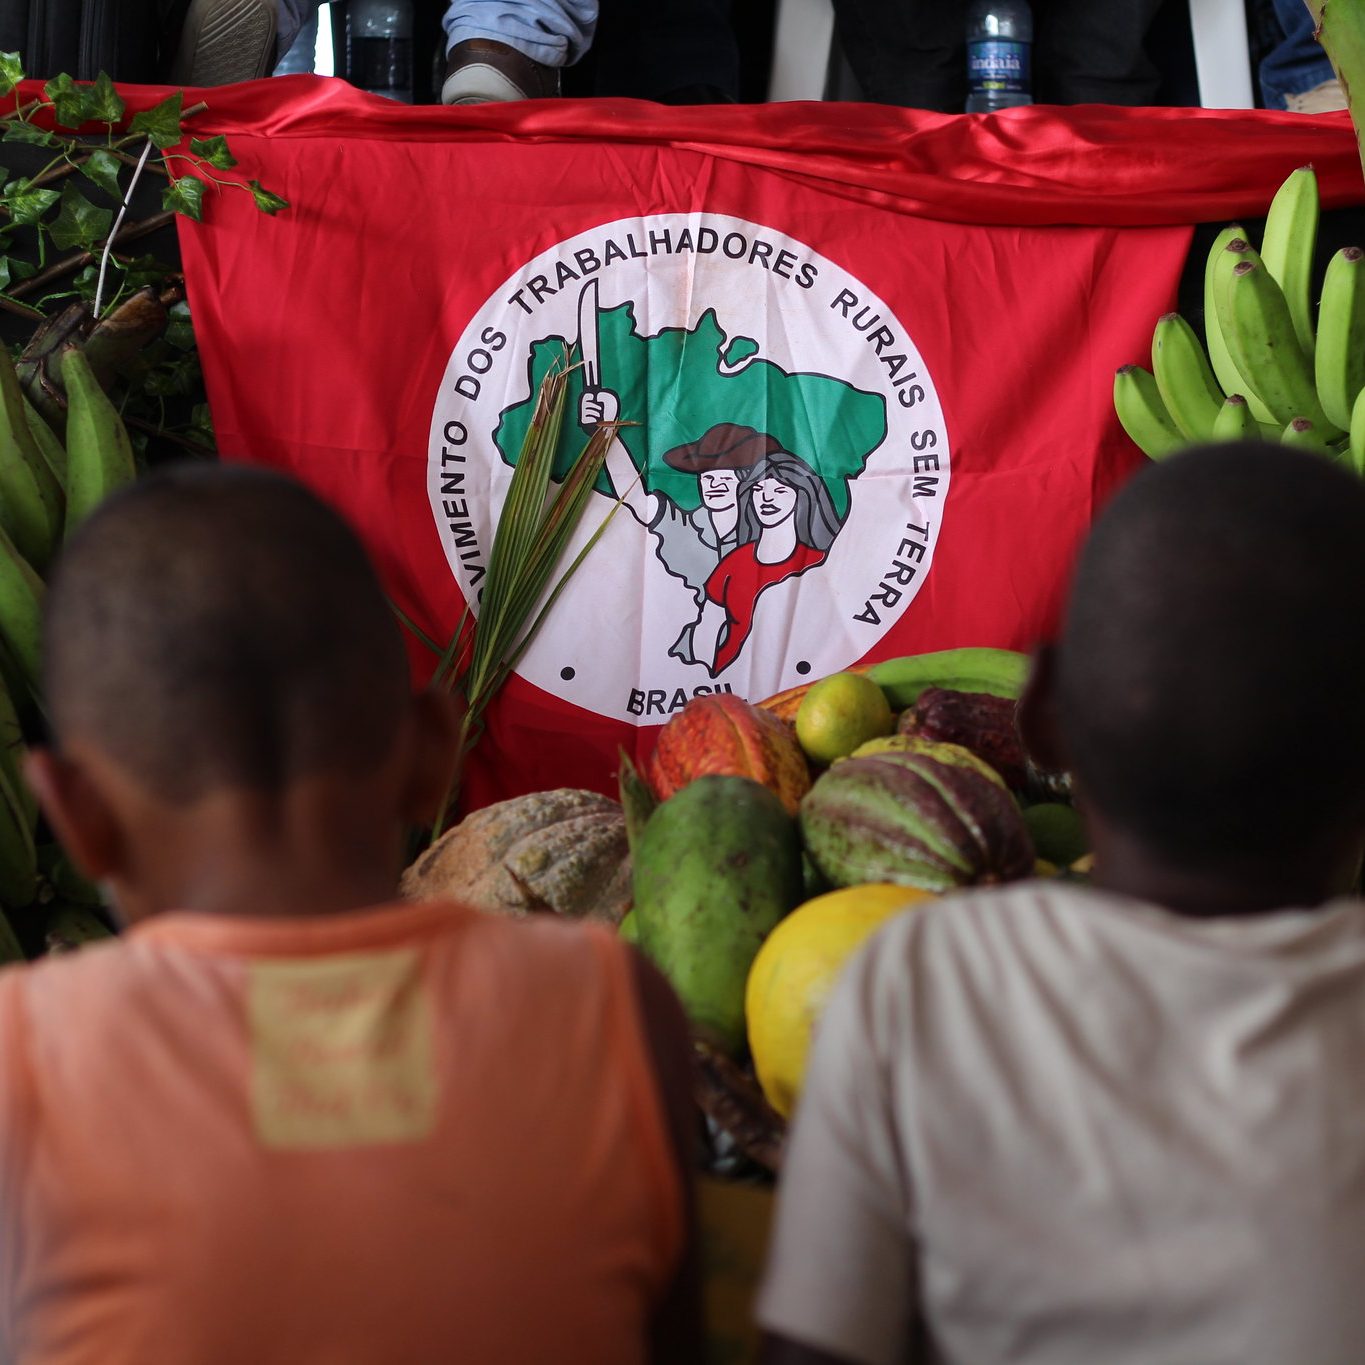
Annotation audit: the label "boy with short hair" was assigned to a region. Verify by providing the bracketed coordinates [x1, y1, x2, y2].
[0, 464, 701, 1364]
[759, 442, 1365, 1365]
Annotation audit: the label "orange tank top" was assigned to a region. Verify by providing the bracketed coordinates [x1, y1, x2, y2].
[0, 901, 683, 1364]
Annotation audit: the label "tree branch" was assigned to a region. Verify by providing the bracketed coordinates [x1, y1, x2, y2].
[8, 210, 176, 299]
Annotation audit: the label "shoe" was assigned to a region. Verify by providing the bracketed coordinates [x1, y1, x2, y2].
[441, 40, 560, 105]
[168, 0, 277, 86]
[1284, 78, 1348, 114]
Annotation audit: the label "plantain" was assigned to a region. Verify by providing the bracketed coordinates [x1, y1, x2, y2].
[0, 351, 64, 572]
[61, 346, 137, 536]
[22, 392, 66, 489]
[864, 647, 1029, 710]
[1314, 246, 1365, 431]
[1206, 228, 1276, 424]
[1218, 258, 1341, 435]
[0, 522, 46, 699]
[1114, 364, 1184, 460]
[1260, 166, 1320, 358]
[1281, 417, 1336, 455]
[1349, 386, 1365, 477]
[1212, 394, 1260, 440]
[1152, 312, 1225, 442]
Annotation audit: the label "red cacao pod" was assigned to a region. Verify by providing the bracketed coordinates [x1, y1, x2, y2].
[898, 687, 1029, 790]
[647, 694, 812, 815]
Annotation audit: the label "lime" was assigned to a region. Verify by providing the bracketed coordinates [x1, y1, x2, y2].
[1022, 802, 1089, 866]
[746, 884, 933, 1117]
[795, 671, 894, 765]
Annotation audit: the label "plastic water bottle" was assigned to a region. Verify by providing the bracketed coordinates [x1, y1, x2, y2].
[339, 0, 413, 102]
[965, 0, 1033, 112]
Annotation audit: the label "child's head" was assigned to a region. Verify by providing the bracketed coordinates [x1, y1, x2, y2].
[1035, 441, 1365, 901]
[28, 463, 457, 923]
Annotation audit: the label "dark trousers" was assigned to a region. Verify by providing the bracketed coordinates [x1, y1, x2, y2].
[831, 0, 1167, 109]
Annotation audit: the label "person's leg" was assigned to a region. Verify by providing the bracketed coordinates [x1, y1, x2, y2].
[441, 0, 598, 66]
[1033, 0, 1164, 105]
[590, 0, 738, 102]
[828, 0, 966, 111]
[1260, 0, 1342, 110]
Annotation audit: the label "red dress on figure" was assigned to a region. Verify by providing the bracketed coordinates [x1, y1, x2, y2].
[704, 541, 826, 674]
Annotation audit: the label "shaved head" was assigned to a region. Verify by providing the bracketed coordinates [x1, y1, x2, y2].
[44, 464, 410, 801]
[1056, 442, 1365, 867]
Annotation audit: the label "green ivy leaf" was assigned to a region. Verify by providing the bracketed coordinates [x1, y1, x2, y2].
[80, 149, 124, 200]
[43, 73, 94, 128]
[0, 52, 25, 99]
[165, 299, 195, 351]
[129, 92, 183, 150]
[86, 72, 124, 124]
[0, 255, 38, 290]
[161, 174, 204, 221]
[188, 135, 237, 170]
[247, 179, 289, 215]
[48, 182, 113, 250]
[2, 122, 55, 148]
[3, 178, 61, 226]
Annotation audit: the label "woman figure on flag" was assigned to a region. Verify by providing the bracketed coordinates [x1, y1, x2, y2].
[694, 450, 844, 676]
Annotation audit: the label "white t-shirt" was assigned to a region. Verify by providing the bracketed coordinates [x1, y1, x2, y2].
[756, 881, 1365, 1365]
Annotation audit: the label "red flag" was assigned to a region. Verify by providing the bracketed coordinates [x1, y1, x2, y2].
[142, 81, 1360, 808]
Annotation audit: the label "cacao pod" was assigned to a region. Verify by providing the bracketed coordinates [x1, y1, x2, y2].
[800, 750, 1034, 892]
[401, 788, 630, 924]
[898, 687, 1030, 789]
[647, 693, 811, 815]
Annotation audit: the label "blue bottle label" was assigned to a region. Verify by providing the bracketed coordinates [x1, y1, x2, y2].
[967, 39, 1030, 95]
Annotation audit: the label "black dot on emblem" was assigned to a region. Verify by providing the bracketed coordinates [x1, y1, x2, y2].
[795, 660, 811, 676]
[560, 666, 576, 681]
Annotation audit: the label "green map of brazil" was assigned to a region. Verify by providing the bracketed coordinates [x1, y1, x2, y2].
[493, 303, 887, 516]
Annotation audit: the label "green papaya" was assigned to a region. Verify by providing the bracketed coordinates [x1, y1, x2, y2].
[634, 775, 803, 1056]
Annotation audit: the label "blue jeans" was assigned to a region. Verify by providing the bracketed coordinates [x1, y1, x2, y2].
[441, 0, 599, 66]
[1260, 0, 1336, 107]
[278, 1, 599, 68]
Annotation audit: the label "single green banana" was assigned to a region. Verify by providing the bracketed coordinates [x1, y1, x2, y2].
[1219, 258, 1341, 435]
[61, 347, 136, 536]
[1349, 385, 1365, 477]
[1281, 417, 1335, 455]
[1153, 312, 1225, 441]
[1260, 165, 1320, 358]
[22, 393, 66, 490]
[1314, 246, 1365, 430]
[1114, 364, 1185, 460]
[0, 352, 63, 573]
[864, 647, 1030, 710]
[0, 761, 37, 910]
[0, 522, 46, 699]
[1212, 394, 1260, 440]
[1206, 228, 1277, 424]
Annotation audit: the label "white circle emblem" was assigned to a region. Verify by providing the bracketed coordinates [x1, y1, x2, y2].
[428, 213, 949, 725]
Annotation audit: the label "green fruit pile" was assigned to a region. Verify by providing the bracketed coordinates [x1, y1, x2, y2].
[0, 345, 136, 961]
[1115, 166, 1365, 469]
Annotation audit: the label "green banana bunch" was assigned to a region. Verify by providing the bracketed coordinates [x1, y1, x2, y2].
[1116, 166, 1365, 471]
[1260, 165, 1319, 358]
[1153, 313, 1225, 441]
[61, 347, 137, 535]
[1114, 365, 1184, 460]
[865, 647, 1029, 710]
[1315, 247, 1365, 431]
[0, 352, 63, 573]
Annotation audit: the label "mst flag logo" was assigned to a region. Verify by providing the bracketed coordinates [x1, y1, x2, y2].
[428, 212, 949, 725]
